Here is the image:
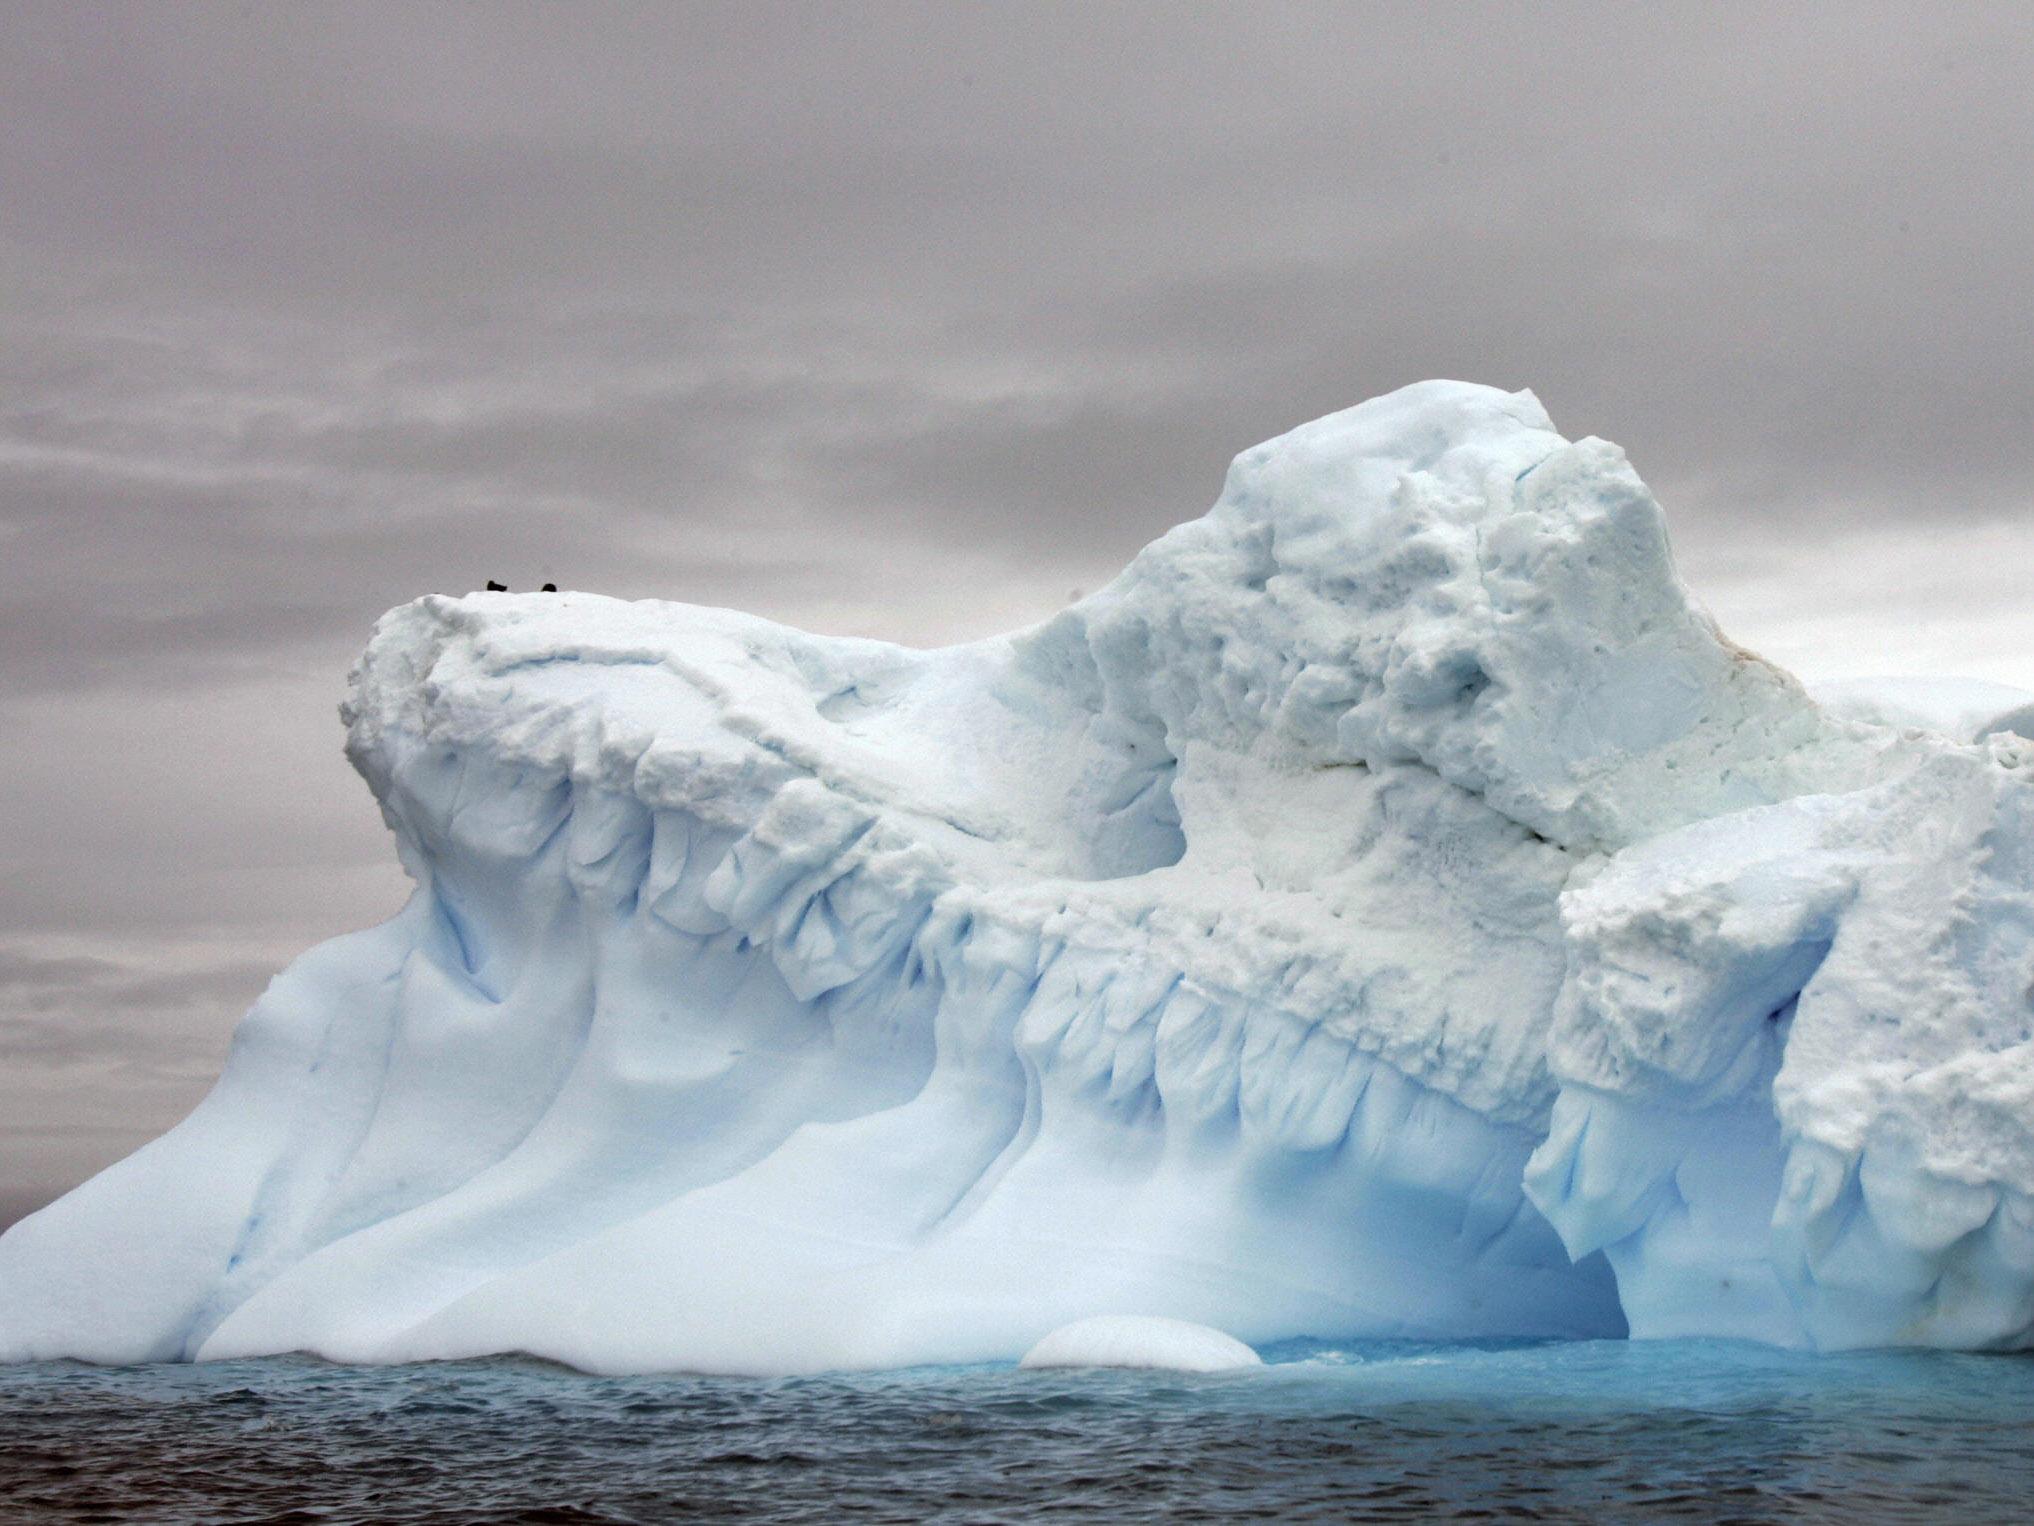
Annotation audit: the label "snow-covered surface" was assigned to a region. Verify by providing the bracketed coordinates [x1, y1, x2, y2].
[1019, 1316, 1262, 1372]
[1810, 676, 2034, 746]
[3, 380, 2031, 1371]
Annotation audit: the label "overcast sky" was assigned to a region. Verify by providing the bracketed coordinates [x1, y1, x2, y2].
[4, 1, 2033, 1229]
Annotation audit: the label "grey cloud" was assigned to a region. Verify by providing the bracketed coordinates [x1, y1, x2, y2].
[0, 947, 275, 1062]
[0, 941, 266, 1208]
[1, 0, 2031, 1215]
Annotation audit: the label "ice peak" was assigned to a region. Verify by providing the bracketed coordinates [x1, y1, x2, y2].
[1031, 380, 1885, 854]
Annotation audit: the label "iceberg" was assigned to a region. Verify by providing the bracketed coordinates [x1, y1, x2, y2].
[4, 380, 2031, 1373]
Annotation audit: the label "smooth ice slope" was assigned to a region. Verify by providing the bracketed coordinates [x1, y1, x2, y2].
[4, 381, 2031, 1371]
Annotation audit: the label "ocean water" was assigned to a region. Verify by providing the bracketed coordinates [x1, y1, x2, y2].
[5, 1340, 2033, 1523]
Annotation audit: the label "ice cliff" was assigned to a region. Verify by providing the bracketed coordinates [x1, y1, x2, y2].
[5, 381, 2032, 1373]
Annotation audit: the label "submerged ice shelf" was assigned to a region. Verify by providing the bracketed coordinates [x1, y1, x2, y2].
[5, 381, 2033, 1373]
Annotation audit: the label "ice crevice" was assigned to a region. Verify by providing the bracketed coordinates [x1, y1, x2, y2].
[5, 379, 2033, 1372]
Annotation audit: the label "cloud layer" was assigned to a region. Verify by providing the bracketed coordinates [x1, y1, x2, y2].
[4, 1, 2032, 1224]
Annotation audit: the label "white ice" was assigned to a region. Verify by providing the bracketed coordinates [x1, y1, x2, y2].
[4, 380, 2031, 1372]
[1810, 676, 2034, 746]
[1019, 1316, 1262, 1372]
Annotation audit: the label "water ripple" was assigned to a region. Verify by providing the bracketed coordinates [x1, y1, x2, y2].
[5, 1340, 2034, 1522]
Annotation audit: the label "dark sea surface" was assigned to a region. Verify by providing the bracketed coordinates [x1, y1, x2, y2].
[5, 1339, 2033, 1523]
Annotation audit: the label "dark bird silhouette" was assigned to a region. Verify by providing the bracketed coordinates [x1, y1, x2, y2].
[485, 580, 507, 592]
[541, 583, 558, 593]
